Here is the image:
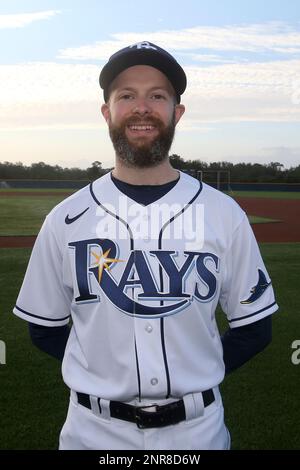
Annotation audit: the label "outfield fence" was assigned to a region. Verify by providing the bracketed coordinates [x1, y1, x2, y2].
[1, 178, 300, 192]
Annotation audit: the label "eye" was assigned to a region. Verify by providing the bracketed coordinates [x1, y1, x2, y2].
[120, 94, 134, 100]
[151, 94, 166, 100]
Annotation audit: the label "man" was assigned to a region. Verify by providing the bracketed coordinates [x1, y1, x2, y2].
[14, 41, 278, 450]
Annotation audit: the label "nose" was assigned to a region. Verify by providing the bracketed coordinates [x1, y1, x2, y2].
[132, 97, 152, 116]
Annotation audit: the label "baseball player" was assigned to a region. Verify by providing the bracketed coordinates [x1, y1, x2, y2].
[14, 41, 278, 450]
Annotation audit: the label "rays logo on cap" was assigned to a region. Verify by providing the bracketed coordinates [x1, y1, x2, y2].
[129, 41, 157, 50]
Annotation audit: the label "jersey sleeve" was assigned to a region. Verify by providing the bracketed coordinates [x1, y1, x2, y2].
[13, 213, 72, 327]
[219, 213, 278, 328]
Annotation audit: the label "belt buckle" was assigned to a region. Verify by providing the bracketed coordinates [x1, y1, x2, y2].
[135, 404, 158, 429]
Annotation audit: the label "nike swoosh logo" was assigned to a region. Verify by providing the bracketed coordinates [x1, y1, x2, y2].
[65, 207, 89, 224]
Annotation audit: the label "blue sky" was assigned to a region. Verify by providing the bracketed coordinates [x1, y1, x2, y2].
[1, 0, 300, 169]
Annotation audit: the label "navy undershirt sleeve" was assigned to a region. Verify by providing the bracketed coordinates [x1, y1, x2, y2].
[221, 315, 272, 374]
[29, 322, 70, 361]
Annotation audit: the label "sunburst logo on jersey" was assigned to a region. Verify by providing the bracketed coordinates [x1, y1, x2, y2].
[91, 248, 124, 283]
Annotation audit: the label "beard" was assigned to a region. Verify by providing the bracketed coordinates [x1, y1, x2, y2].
[108, 112, 176, 168]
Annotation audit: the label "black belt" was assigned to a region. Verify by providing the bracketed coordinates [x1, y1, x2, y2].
[76, 390, 215, 429]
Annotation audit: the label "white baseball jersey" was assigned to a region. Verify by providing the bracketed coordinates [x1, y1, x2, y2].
[14, 171, 278, 401]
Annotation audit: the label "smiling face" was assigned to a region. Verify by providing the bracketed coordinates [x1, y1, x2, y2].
[101, 65, 185, 168]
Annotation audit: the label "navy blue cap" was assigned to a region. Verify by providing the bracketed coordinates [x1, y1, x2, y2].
[99, 41, 187, 103]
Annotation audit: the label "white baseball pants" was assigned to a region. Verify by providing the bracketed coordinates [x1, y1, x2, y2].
[59, 388, 231, 450]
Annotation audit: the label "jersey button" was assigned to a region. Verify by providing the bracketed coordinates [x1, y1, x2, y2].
[151, 378, 158, 386]
[145, 324, 153, 333]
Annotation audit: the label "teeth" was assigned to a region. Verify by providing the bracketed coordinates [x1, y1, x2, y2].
[129, 125, 155, 130]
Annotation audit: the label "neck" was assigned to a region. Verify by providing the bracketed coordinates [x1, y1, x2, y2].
[112, 158, 179, 185]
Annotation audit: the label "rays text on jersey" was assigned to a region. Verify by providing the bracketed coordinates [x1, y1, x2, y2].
[69, 238, 219, 318]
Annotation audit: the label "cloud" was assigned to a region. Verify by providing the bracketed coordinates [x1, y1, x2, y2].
[57, 22, 300, 61]
[183, 59, 300, 125]
[58, 40, 130, 61]
[179, 52, 241, 64]
[0, 10, 61, 29]
[1, 58, 300, 130]
[0, 62, 103, 130]
[0, 62, 99, 104]
[0, 61, 112, 129]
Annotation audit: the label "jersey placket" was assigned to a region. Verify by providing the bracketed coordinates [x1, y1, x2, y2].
[130, 204, 169, 399]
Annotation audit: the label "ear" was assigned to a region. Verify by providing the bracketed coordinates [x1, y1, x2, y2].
[174, 104, 185, 125]
[101, 103, 110, 123]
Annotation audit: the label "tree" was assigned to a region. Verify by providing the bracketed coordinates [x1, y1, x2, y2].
[169, 154, 186, 169]
[268, 162, 284, 171]
[87, 161, 103, 181]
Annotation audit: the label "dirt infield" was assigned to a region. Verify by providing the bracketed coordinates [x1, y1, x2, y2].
[0, 236, 37, 248]
[236, 197, 300, 243]
[0, 194, 299, 247]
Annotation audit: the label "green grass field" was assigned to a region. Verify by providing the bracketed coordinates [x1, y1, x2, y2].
[218, 243, 300, 449]
[0, 188, 290, 237]
[248, 215, 280, 224]
[0, 189, 299, 449]
[0, 195, 67, 235]
[0, 248, 68, 449]
[228, 190, 300, 199]
[1, 187, 299, 198]
[0, 188, 77, 193]
[1, 244, 299, 449]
